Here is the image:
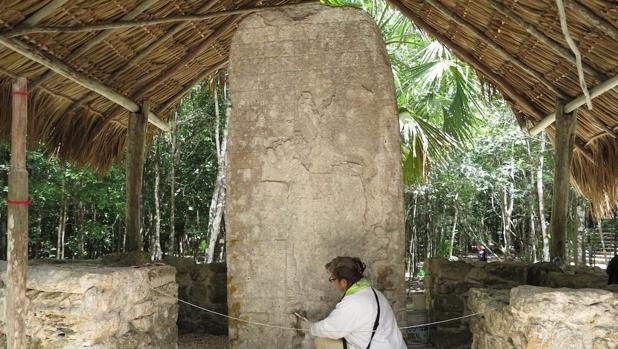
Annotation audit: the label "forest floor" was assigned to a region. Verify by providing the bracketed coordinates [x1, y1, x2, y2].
[177, 334, 434, 348]
[178, 334, 228, 349]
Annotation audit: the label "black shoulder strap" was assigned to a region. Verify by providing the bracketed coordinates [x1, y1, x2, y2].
[367, 288, 380, 349]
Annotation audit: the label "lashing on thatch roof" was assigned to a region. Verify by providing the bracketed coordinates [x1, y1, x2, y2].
[0, 0, 616, 215]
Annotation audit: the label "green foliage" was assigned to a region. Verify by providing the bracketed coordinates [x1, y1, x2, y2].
[416, 266, 426, 280]
[324, 0, 487, 184]
[0, 81, 224, 259]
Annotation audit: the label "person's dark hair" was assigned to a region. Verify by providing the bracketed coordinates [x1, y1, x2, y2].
[325, 256, 366, 286]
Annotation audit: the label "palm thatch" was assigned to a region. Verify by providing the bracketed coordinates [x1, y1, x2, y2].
[0, 0, 616, 215]
[390, 0, 618, 217]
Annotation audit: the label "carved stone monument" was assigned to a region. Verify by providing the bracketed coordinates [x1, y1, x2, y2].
[226, 3, 405, 348]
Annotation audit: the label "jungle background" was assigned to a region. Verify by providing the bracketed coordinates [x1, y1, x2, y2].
[0, 0, 615, 275]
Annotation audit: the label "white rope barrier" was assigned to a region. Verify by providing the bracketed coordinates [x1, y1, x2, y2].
[151, 286, 482, 333]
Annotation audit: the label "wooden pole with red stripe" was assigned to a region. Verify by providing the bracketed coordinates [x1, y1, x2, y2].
[6, 76, 29, 349]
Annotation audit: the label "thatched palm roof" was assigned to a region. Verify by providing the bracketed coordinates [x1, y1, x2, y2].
[390, 0, 618, 216]
[0, 0, 616, 214]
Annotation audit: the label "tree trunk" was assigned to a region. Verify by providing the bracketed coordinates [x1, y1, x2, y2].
[576, 202, 586, 266]
[410, 193, 418, 277]
[549, 101, 577, 264]
[597, 221, 608, 265]
[169, 112, 178, 256]
[57, 168, 67, 260]
[205, 87, 229, 263]
[449, 193, 459, 258]
[125, 101, 148, 252]
[537, 131, 550, 261]
[152, 143, 163, 260]
[530, 210, 538, 263]
[571, 194, 579, 267]
[6, 76, 28, 349]
[77, 201, 85, 259]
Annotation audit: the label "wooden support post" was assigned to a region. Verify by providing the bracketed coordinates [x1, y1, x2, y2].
[125, 101, 148, 252]
[549, 100, 577, 264]
[6, 77, 29, 349]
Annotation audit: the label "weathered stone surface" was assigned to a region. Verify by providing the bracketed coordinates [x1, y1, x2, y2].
[425, 258, 615, 349]
[163, 257, 228, 335]
[227, 3, 405, 348]
[468, 286, 618, 349]
[0, 261, 178, 348]
[545, 267, 608, 289]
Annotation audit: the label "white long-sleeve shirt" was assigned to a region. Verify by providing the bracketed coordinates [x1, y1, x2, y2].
[310, 287, 407, 349]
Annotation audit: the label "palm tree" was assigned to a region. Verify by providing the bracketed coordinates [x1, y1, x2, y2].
[323, 0, 486, 184]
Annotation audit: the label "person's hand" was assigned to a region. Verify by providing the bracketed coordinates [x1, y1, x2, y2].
[295, 312, 313, 334]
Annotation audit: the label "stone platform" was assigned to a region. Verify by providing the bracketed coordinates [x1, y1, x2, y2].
[0, 261, 178, 348]
[424, 258, 613, 349]
[469, 286, 618, 349]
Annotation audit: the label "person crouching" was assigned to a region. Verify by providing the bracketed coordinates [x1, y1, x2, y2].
[302, 256, 407, 349]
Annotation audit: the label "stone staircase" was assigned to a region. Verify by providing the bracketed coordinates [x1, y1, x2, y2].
[588, 221, 618, 266]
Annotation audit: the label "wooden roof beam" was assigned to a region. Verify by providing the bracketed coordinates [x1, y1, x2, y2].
[574, 137, 595, 163]
[20, 0, 69, 27]
[0, 37, 169, 131]
[159, 60, 228, 113]
[30, 0, 159, 89]
[529, 74, 618, 136]
[104, 17, 240, 123]
[423, 0, 566, 99]
[488, 0, 606, 82]
[3, 1, 318, 38]
[110, 0, 220, 82]
[566, 0, 618, 41]
[63, 1, 220, 122]
[387, 0, 542, 119]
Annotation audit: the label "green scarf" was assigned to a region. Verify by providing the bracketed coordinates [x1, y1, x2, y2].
[345, 277, 371, 296]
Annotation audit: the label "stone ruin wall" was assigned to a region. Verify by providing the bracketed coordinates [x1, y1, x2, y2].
[0, 261, 178, 349]
[424, 258, 615, 349]
[164, 257, 228, 336]
[226, 3, 405, 348]
[469, 286, 618, 349]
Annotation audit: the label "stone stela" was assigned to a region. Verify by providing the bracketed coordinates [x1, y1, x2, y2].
[226, 3, 406, 348]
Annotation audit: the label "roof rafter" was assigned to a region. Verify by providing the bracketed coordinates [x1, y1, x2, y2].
[104, 17, 241, 124]
[387, 0, 541, 119]
[20, 0, 69, 27]
[566, 0, 618, 41]
[30, 0, 159, 89]
[2, 2, 316, 38]
[529, 73, 618, 136]
[0, 37, 169, 131]
[488, 0, 606, 82]
[62, 0, 220, 122]
[423, 0, 566, 99]
[110, 0, 220, 84]
[159, 60, 228, 114]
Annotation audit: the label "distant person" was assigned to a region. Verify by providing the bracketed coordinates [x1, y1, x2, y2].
[478, 245, 488, 262]
[607, 254, 618, 285]
[298, 256, 407, 349]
